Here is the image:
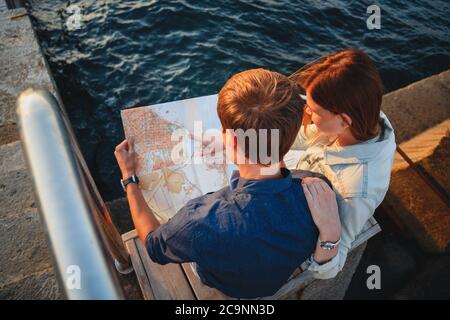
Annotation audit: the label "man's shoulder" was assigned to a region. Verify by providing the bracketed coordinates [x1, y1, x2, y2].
[180, 185, 241, 223]
[185, 184, 233, 208]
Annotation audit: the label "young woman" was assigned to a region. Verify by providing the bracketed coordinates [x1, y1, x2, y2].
[290, 48, 396, 279]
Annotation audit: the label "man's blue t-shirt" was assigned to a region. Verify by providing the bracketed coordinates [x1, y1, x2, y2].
[145, 168, 319, 299]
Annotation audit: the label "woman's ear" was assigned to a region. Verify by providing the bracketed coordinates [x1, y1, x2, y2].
[340, 113, 352, 128]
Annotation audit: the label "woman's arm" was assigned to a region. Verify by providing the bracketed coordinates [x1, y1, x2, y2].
[306, 197, 377, 279]
[301, 177, 341, 263]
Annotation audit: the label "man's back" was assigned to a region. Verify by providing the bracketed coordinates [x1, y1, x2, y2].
[146, 168, 319, 299]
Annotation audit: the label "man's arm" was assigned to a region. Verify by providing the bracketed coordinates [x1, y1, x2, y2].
[125, 183, 160, 244]
[114, 139, 160, 243]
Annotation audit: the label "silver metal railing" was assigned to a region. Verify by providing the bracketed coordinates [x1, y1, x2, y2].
[17, 89, 132, 299]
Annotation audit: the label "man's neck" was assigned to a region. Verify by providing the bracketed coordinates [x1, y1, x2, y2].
[237, 163, 283, 180]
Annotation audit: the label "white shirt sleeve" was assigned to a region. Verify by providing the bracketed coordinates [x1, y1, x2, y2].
[307, 197, 377, 279]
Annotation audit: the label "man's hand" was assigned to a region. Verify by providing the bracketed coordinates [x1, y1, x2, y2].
[114, 138, 137, 179]
[114, 138, 160, 243]
[301, 177, 341, 263]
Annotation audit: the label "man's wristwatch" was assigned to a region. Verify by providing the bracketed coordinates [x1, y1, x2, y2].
[319, 238, 341, 251]
[120, 175, 139, 192]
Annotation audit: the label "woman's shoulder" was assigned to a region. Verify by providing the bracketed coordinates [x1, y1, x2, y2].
[328, 151, 394, 202]
[328, 162, 371, 199]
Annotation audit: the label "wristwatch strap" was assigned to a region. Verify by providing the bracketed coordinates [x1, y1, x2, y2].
[120, 175, 139, 192]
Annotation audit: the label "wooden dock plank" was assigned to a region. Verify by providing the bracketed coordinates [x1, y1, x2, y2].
[181, 263, 234, 300]
[135, 238, 196, 300]
[123, 237, 155, 300]
[122, 229, 138, 243]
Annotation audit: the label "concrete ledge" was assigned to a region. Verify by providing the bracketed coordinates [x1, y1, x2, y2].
[0, 169, 35, 219]
[0, 208, 54, 286]
[382, 69, 450, 144]
[393, 118, 450, 197]
[0, 7, 62, 299]
[385, 133, 450, 253]
[0, 140, 26, 174]
[381, 69, 450, 254]
[0, 268, 63, 300]
[0, 8, 57, 144]
[0, 1, 7, 12]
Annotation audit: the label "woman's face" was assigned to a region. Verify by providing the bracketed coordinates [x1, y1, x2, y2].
[305, 91, 348, 136]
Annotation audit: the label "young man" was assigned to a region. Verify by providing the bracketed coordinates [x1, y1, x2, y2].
[114, 68, 339, 299]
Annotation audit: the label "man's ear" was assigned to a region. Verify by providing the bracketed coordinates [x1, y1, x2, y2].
[340, 113, 352, 128]
[225, 129, 238, 148]
[223, 129, 238, 150]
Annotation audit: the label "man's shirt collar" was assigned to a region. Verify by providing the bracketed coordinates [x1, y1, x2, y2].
[230, 168, 293, 194]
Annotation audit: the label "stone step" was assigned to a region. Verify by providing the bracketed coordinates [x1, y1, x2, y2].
[382, 69, 450, 144]
[0, 140, 61, 299]
[0, 1, 7, 12]
[0, 267, 62, 300]
[0, 7, 57, 145]
[382, 69, 450, 254]
[0, 4, 63, 299]
[385, 131, 450, 253]
[393, 118, 450, 195]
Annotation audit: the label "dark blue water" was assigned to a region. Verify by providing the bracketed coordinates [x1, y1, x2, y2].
[27, 0, 450, 200]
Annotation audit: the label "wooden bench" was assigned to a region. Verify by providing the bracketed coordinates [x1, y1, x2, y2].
[121, 216, 381, 300]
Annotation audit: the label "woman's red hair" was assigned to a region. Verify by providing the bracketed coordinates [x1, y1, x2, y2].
[291, 48, 383, 141]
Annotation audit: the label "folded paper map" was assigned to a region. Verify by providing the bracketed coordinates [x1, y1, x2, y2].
[121, 95, 237, 222]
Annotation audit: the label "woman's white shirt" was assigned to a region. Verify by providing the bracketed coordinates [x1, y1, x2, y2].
[292, 112, 396, 279]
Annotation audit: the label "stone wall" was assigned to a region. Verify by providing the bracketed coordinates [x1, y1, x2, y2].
[381, 70, 449, 254]
[0, 7, 62, 299]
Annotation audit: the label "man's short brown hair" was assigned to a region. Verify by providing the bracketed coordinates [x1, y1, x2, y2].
[217, 68, 304, 163]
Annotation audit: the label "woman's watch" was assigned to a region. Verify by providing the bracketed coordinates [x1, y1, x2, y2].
[120, 175, 139, 192]
[319, 238, 341, 250]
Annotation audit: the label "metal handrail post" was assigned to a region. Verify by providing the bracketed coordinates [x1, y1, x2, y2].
[17, 89, 129, 299]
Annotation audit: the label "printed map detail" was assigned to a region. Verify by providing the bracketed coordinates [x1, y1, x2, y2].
[121, 95, 235, 222]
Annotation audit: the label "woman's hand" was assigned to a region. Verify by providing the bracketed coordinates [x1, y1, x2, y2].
[301, 177, 341, 263]
[189, 131, 224, 157]
[114, 138, 137, 179]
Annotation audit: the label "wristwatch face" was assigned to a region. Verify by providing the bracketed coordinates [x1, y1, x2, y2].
[319, 240, 339, 250]
[320, 243, 335, 250]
